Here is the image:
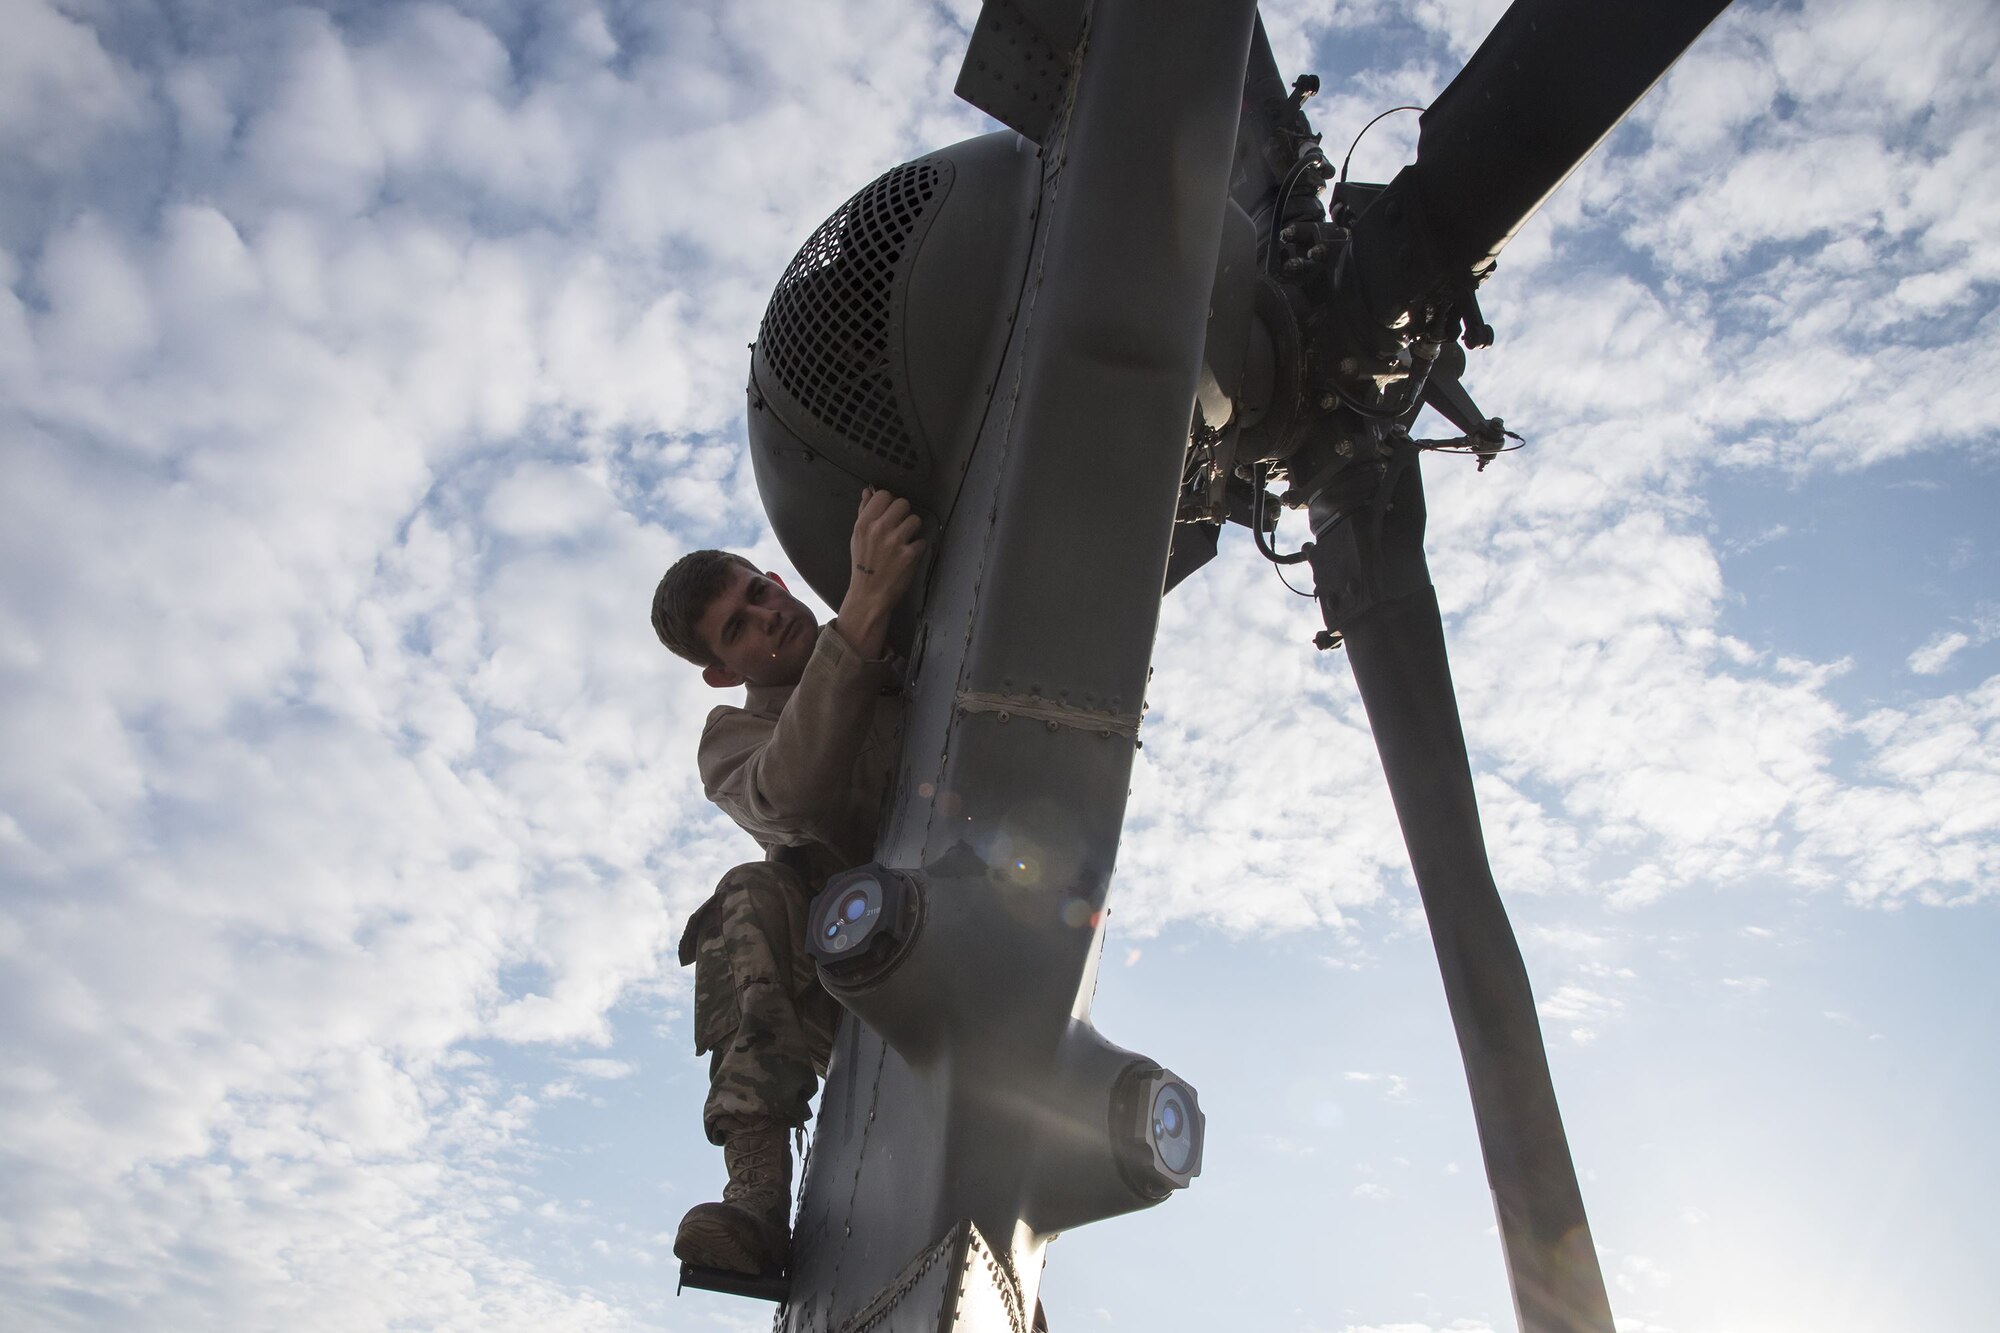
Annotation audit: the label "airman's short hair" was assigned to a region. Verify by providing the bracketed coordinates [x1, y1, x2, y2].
[652, 549, 761, 666]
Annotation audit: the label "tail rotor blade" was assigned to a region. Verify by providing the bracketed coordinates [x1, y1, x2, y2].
[1312, 460, 1614, 1332]
[1344, 0, 1731, 334]
[1412, 0, 1732, 274]
[1345, 587, 1614, 1332]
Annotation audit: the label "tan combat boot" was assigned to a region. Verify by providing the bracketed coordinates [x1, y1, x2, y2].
[673, 1120, 793, 1275]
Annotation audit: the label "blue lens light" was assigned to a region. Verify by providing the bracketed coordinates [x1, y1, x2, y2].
[1151, 1084, 1198, 1175]
[843, 893, 868, 922]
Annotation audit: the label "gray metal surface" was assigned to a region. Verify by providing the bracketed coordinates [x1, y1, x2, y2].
[743, 3, 1739, 1329]
[768, 1, 1259, 1326]
[954, 0, 1083, 146]
[749, 129, 1041, 646]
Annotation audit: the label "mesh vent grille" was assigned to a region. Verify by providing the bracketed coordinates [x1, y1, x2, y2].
[760, 162, 942, 473]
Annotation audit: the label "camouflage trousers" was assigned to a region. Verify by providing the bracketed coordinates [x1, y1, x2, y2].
[680, 861, 843, 1145]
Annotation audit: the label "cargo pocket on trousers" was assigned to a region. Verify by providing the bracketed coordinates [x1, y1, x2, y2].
[684, 902, 735, 1057]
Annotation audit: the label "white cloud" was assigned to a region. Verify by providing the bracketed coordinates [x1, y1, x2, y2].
[1615, 1254, 1672, 1295]
[0, 0, 978, 1322]
[561, 1058, 634, 1081]
[2, 0, 1997, 1326]
[1344, 1071, 1411, 1102]
[1538, 985, 1626, 1046]
[1910, 624, 1989, 675]
[1793, 675, 2000, 904]
[0, 0, 142, 170]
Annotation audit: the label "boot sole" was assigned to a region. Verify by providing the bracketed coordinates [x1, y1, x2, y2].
[673, 1214, 778, 1276]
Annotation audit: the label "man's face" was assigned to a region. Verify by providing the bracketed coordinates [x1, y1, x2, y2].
[693, 564, 819, 689]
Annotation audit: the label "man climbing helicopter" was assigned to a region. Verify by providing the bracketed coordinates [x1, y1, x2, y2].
[650, 488, 925, 1277]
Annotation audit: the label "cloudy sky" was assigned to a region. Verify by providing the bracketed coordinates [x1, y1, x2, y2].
[2, 0, 1996, 1330]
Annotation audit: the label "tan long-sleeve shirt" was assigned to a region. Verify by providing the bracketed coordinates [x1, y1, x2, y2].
[697, 623, 905, 886]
